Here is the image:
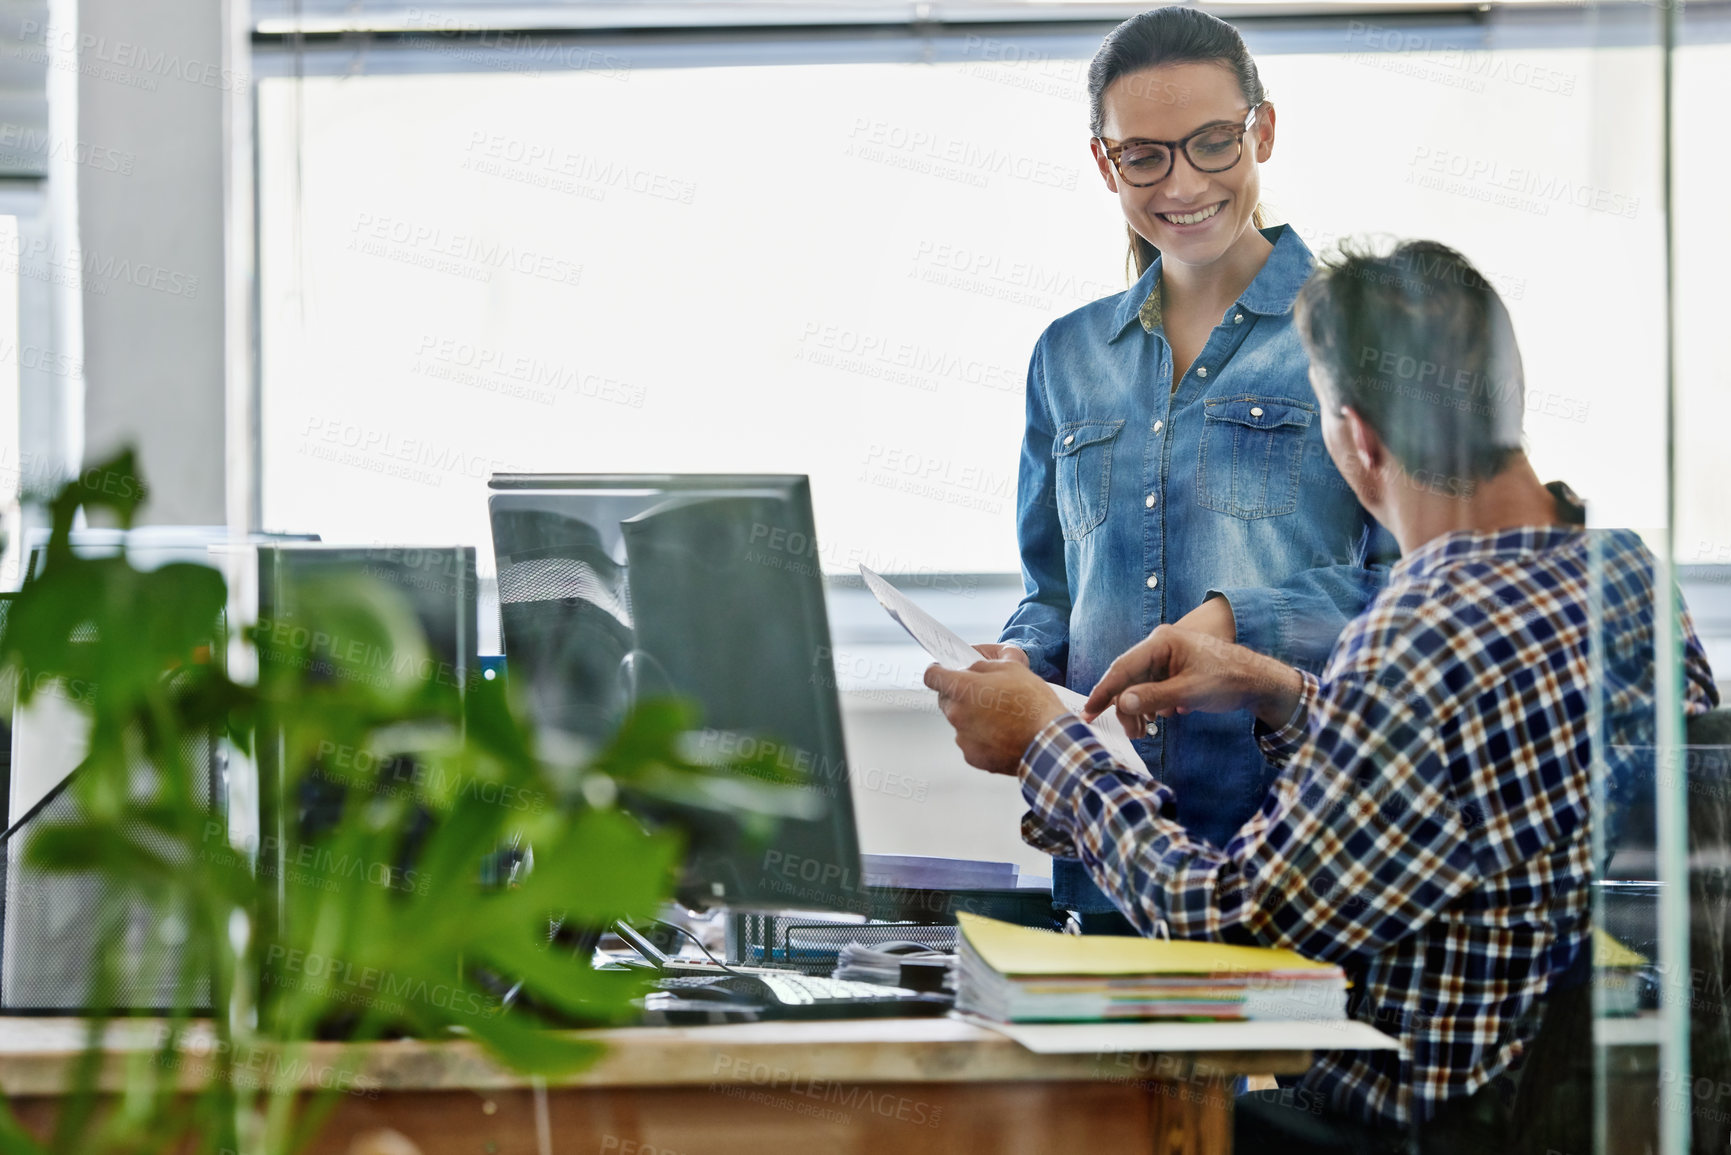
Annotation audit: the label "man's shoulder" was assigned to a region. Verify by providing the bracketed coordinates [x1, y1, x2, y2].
[1326, 528, 1652, 692]
[1325, 585, 1443, 697]
[1581, 527, 1662, 608]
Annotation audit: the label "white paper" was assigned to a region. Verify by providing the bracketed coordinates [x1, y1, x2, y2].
[859, 565, 983, 673]
[859, 564, 1146, 770]
[958, 1013, 1402, 1055]
[1048, 685, 1147, 769]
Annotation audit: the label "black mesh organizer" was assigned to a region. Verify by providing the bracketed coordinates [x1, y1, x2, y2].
[2, 729, 218, 1013]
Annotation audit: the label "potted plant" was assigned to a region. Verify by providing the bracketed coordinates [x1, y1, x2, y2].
[0, 452, 798, 1155]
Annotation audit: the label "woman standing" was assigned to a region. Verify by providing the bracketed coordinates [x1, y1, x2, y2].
[982, 8, 1391, 918]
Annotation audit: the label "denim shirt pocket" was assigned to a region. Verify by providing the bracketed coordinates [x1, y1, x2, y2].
[1052, 419, 1124, 541]
[1198, 396, 1314, 519]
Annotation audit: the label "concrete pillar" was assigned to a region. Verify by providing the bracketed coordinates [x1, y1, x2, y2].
[76, 0, 230, 524]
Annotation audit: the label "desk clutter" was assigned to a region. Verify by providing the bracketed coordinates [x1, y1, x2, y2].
[646, 970, 952, 1022]
[724, 853, 1057, 975]
[832, 940, 954, 990]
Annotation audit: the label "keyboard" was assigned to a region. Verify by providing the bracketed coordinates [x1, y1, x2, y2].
[648, 971, 952, 1020]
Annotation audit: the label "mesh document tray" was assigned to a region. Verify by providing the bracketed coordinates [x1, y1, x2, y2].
[2, 731, 217, 1013]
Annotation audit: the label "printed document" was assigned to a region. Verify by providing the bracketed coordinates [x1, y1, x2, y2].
[859, 565, 1146, 770]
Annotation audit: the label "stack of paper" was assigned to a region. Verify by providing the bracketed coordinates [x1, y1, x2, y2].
[955, 913, 1348, 1023]
[861, 853, 1020, 891]
[833, 941, 954, 987]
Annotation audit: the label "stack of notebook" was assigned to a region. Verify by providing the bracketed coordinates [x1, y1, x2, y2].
[955, 913, 1349, 1023]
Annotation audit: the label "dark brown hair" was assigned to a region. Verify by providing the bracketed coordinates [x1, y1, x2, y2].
[1088, 7, 1271, 281]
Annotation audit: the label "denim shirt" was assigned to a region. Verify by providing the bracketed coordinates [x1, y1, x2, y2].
[1001, 225, 1394, 855]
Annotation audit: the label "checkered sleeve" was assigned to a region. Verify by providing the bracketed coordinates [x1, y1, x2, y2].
[1255, 670, 1321, 768]
[1020, 677, 1481, 954]
[1683, 606, 1722, 715]
[1018, 716, 1125, 860]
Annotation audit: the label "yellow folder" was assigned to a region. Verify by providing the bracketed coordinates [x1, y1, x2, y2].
[1593, 926, 1647, 969]
[958, 912, 1340, 977]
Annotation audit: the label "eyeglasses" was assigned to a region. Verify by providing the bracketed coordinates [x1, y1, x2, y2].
[1096, 103, 1264, 188]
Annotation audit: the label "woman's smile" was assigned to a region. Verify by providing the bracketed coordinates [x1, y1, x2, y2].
[1156, 200, 1226, 228]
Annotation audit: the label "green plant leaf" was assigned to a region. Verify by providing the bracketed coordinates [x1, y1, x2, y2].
[468, 934, 649, 1026]
[0, 1095, 50, 1155]
[23, 822, 177, 884]
[39, 450, 147, 560]
[507, 808, 682, 927]
[3, 450, 746, 1154]
[458, 1010, 607, 1077]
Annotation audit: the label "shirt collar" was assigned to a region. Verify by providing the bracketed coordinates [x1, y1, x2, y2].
[1109, 258, 1163, 339]
[1391, 523, 1586, 584]
[1109, 224, 1315, 342]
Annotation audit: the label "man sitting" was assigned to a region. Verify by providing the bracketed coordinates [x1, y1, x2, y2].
[925, 240, 1718, 1150]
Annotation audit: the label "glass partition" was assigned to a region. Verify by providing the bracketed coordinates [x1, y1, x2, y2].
[250, 8, 1721, 1151]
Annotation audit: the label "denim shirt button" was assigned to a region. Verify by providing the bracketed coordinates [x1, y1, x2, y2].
[1153, 420, 1164, 434]
[1251, 406, 1265, 418]
[1146, 573, 1159, 589]
[1145, 493, 1157, 509]
[1063, 434, 1074, 446]
[1234, 313, 1244, 324]
[1196, 367, 1208, 378]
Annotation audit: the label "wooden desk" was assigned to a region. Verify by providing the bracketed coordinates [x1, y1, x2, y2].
[0, 1016, 1318, 1154]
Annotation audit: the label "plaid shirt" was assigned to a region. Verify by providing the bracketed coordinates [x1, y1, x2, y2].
[1020, 525, 1718, 1127]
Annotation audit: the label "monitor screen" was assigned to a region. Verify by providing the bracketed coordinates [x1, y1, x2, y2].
[487, 474, 863, 913]
[246, 545, 480, 949]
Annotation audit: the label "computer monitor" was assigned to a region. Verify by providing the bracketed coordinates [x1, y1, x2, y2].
[231, 544, 480, 963]
[487, 474, 863, 914]
[3, 527, 309, 1012]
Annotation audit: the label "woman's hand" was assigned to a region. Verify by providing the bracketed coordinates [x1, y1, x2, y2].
[973, 643, 1030, 667]
[1081, 624, 1302, 737]
[1172, 594, 1237, 643]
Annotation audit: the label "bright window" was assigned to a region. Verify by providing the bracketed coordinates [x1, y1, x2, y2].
[258, 37, 1676, 577]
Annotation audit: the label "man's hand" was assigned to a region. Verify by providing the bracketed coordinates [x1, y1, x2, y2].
[1081, 624, 1303, 737]
[923, 661, 1068, 775]
[972, 643, 1030, 666]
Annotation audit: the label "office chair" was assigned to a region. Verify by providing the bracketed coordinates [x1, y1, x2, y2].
[1685, 708, 1731, 1153]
